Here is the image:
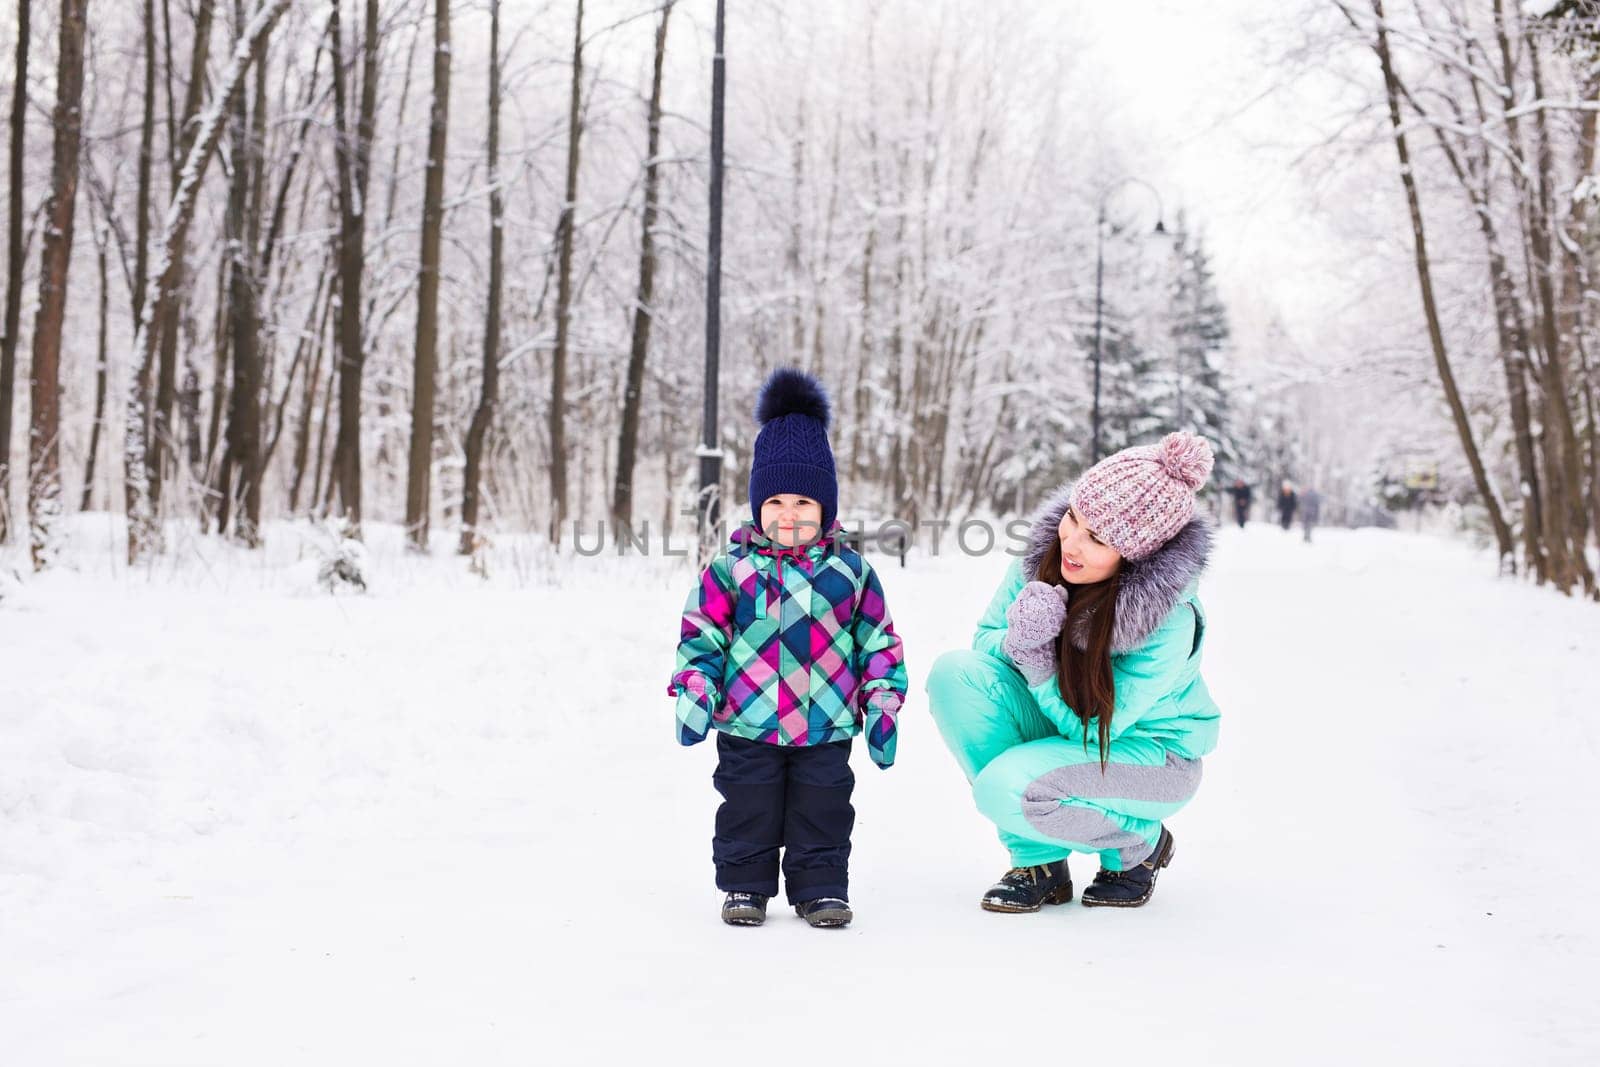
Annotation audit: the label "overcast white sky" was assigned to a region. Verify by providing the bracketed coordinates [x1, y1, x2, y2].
[1069, 0, 1381, 365]
[604, 0, 1390, 373]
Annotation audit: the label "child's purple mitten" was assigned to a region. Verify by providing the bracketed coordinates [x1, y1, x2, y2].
[863, 690, 900, 769]
[670, 671, 715, 745]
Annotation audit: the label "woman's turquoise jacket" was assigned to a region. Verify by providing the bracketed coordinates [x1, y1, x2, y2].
[972, 481, 1220, 760]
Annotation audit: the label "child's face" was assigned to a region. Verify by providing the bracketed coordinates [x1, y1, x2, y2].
[760, 494, 824, 547]
[1057, 505, 1123, 584]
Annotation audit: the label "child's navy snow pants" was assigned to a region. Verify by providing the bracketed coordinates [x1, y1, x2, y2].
[711, 732, 854, 904]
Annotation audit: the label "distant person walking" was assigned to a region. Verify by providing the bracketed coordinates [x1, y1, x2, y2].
[1300, 486, 1322, 543]
[1276, 481, 1298, 532]
[1227, 479, 1253, 529]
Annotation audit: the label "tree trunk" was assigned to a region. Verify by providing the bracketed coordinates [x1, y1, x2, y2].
[1566, 69, 1600, 570]
[160, 0, 176, 163]
[405, 0, 450, 551]
[119, 0, 155, 519]
[1560, 90, 1600, 572]
[852, 212, 876, 485]
[0, 0, 27, 545]
[309, 339, 336, 518]
[609, 0, 672, 539]
[366, 12, 419, 337]
[1511, 6, 1593, 593]
[850, 69, 883, 487]
[244, 35, 270, 413]
[222, 5, 263, 546]
[180, 364, 201, 470]
[887, 142, 910, 517]
[133, 0, 155, 325]
[1487, 243, 1544, 578]
[330, 0, 380, 538]
[1529, 39, 1593, 591]
[264, 263, 329, 475]
[1581, 343, 1600, 576]
[146, 0, 216, 530]
[460, 0, 503, 555]
[1370, 0, 1515, 567]
[1484, 2, 1577, 589]
[1407, 66, 1547, 581]
[787, 102, 806, 368]
[123, 0, 292, 563]
[204, 252, 229, 478]
[26, 0, 87, 569]
[810, 115, 841, 387]
[549, 0, 583, 546]
[288, 269, 334, 514]
[258, 17, 326, 285]
[81, 222, 110, 511]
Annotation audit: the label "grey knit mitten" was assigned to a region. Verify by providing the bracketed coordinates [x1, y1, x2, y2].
[1002, 581, 1069, 686]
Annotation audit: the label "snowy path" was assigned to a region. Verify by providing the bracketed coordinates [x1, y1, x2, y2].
[2, 521, 1597, 1064]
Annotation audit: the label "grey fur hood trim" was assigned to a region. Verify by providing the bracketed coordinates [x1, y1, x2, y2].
[1021, 480, 1214, 654]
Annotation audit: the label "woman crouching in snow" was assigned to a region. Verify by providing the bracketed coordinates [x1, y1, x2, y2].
[927, 432, 1220, 912]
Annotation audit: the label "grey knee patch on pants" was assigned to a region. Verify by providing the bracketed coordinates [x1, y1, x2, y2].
[1020, 753, 1202, 866]
[1026, 752, 1202, 805]
[1018, 800, 1152, 866]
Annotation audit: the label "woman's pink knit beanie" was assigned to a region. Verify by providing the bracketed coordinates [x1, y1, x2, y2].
[1071, 432, 1215, 561]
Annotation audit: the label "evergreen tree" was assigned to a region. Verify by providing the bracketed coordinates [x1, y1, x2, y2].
[1169, 221, 1236, 476]
[1078, 298, 1162, 459]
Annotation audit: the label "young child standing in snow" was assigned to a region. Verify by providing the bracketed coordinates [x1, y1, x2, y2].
[669, 368, 907, 928]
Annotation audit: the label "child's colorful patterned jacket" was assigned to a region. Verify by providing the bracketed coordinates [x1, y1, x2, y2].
[668, 522, 907, 768]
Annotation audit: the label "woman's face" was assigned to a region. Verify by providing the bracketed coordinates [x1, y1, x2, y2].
[1057, 505, 1123, 584]
[760, 494, 824, 547]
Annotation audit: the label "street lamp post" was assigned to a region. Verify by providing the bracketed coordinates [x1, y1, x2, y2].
[1175, 231, 1199, 431]
[1175, 333, 1185, 428]
[698, 0, 726, 565]
[1091, 177, 1166, 464]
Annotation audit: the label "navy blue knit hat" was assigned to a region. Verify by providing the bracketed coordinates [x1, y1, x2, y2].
[749, 368, 838, 534]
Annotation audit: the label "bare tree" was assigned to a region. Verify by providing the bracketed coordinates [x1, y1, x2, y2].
[123, 0, 293, 562]
[459, 0, 502, 556]
[405, 0, 450, 551]
[611, 0, 673, 538]
[1359, 0, 1600, 590]
[133, 0, 155, 326]
[330, 0, 380, 538]
[288, 254, 334, 514]
[145, 0, 216, 528]
[1353, 0, 1515, 567]
[81, 215, 110, 511]
[0, 0, 27, 544]
[217, 0, 266, 546]
[1518, 9, 1595, 594]
[26, 0, 88, 569]
[6, 0, 1566, 592]
[549, 0, 584, 545]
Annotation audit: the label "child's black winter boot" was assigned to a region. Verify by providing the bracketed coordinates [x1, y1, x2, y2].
[721, 892, 769, 926]
[794, 897, 853, 928]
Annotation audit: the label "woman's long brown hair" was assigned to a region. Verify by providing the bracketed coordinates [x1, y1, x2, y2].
[1037, 538, 1121, 769]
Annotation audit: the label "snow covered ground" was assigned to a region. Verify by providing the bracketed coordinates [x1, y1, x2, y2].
[2, 514, 1597, 1065]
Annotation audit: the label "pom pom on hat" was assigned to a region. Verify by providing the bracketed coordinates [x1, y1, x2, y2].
[756, 367, 831, 429]
[748, 368, 838, 533]
[1157, 431, 1214, 490]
